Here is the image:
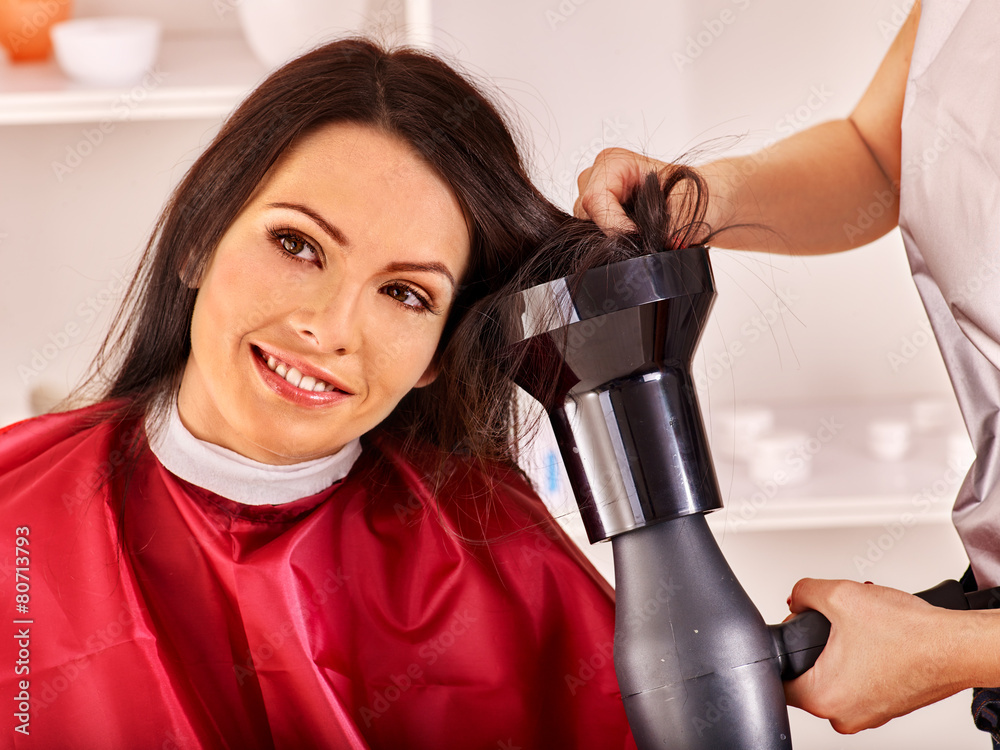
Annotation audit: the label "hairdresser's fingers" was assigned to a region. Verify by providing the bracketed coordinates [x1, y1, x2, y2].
[573, 184, 635, 234]
[784, 577, 952, 735]
[574, 148, 661, 232]
[786, 577, 833, 616]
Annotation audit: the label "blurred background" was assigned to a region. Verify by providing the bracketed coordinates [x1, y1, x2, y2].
[0, 0, 985, 746]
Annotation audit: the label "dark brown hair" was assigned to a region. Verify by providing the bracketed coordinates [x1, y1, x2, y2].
[451, 170, 720, 460]
[76, 38, 566, 459]
[76, 37, 717, 485]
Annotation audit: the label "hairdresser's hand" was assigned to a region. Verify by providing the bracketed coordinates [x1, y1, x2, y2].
[784, 578, 984, 734]
[574, 148, 670, 232]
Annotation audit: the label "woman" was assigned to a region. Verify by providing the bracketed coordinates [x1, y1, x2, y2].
[0, 38, 648, 749]
[576, 0, 1000, 744]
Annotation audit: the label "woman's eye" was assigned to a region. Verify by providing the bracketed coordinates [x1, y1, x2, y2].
[383, 283, 432, 312]
[270, 228, 319, 263]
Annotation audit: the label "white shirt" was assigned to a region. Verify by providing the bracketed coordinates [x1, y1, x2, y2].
[900, 0, 1000, 585]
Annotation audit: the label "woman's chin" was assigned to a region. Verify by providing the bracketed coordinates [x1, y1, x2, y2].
[233, 426, 354, 465]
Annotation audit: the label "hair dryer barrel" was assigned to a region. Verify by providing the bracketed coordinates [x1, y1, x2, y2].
[613, 514, 793, 749]
[511, 247, 722, 543]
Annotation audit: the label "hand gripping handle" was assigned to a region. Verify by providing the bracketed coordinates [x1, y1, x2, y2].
[770, 579, 985, 681]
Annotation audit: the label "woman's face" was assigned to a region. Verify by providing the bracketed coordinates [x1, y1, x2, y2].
[177, 122, 471, 464]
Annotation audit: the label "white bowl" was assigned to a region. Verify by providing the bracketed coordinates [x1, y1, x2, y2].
[867, 418, 912, 461]
[237, 0, 367, 69]
[748, 429, 812, 486]
[713, 405, 775, 462]
[51, 17, 161, 88]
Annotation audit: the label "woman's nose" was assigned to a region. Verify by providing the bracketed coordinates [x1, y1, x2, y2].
[288, 279, 364, 354]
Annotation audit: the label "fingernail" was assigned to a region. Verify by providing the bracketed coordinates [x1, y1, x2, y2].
[864, 581, 873, 585]
[786, 596, 792, 607]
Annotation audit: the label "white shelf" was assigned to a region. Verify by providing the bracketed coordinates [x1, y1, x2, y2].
[0, 32, 267, 125]
[531, 398, 971, 535]
[705, 400, 970, 533]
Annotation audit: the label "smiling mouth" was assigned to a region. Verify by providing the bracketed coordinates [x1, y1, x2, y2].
[253, 346, 345, 393]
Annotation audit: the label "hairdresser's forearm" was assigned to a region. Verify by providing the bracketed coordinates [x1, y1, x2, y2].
[700, 118, 899, 255]
[702, 0, 916, 255]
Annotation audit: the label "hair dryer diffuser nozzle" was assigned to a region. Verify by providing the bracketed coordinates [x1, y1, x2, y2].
[509, 246, 722, 542]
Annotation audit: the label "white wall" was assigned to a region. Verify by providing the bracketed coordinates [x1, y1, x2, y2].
[0, 120, 220, 423]
[430, 0, 953, 410]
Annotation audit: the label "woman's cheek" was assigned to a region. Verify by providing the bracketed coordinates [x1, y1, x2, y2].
[374, 315, 440, 388]
[230, 257, 299, 331]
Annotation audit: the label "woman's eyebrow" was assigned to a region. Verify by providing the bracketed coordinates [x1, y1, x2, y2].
[266, 201, 350, 246]
[383, 261, 457, 290]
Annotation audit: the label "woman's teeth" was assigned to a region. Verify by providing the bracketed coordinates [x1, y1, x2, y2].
[265, 354, 338, 392]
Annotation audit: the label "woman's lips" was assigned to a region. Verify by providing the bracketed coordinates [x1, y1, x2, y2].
[251, 345, 354, 406]
[252, 344, 352, 392]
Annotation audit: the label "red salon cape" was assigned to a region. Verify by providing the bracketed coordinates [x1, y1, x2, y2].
[0, 403, 634, 749]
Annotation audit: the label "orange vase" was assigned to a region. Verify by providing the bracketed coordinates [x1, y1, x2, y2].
[0, 0, 73, 62]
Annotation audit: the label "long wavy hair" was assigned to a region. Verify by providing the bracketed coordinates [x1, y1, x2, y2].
[75, 37, 717, 489]
[75, 40, 561, 452]
[455, 171, 722, 460]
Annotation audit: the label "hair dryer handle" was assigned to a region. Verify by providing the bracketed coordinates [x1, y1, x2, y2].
[769, 610, 831, 681]
[770, 578, 982, 681]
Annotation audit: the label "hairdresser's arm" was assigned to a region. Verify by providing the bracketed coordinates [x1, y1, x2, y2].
[784, 577, 1000, 733]
[575, 1, 920, 255]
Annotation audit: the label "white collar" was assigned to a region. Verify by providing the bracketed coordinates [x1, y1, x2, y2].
[145, 400, 363, 505]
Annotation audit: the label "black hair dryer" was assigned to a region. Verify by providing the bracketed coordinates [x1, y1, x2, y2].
[509, 246, 822, 749]
[510, 244, 998, 748]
